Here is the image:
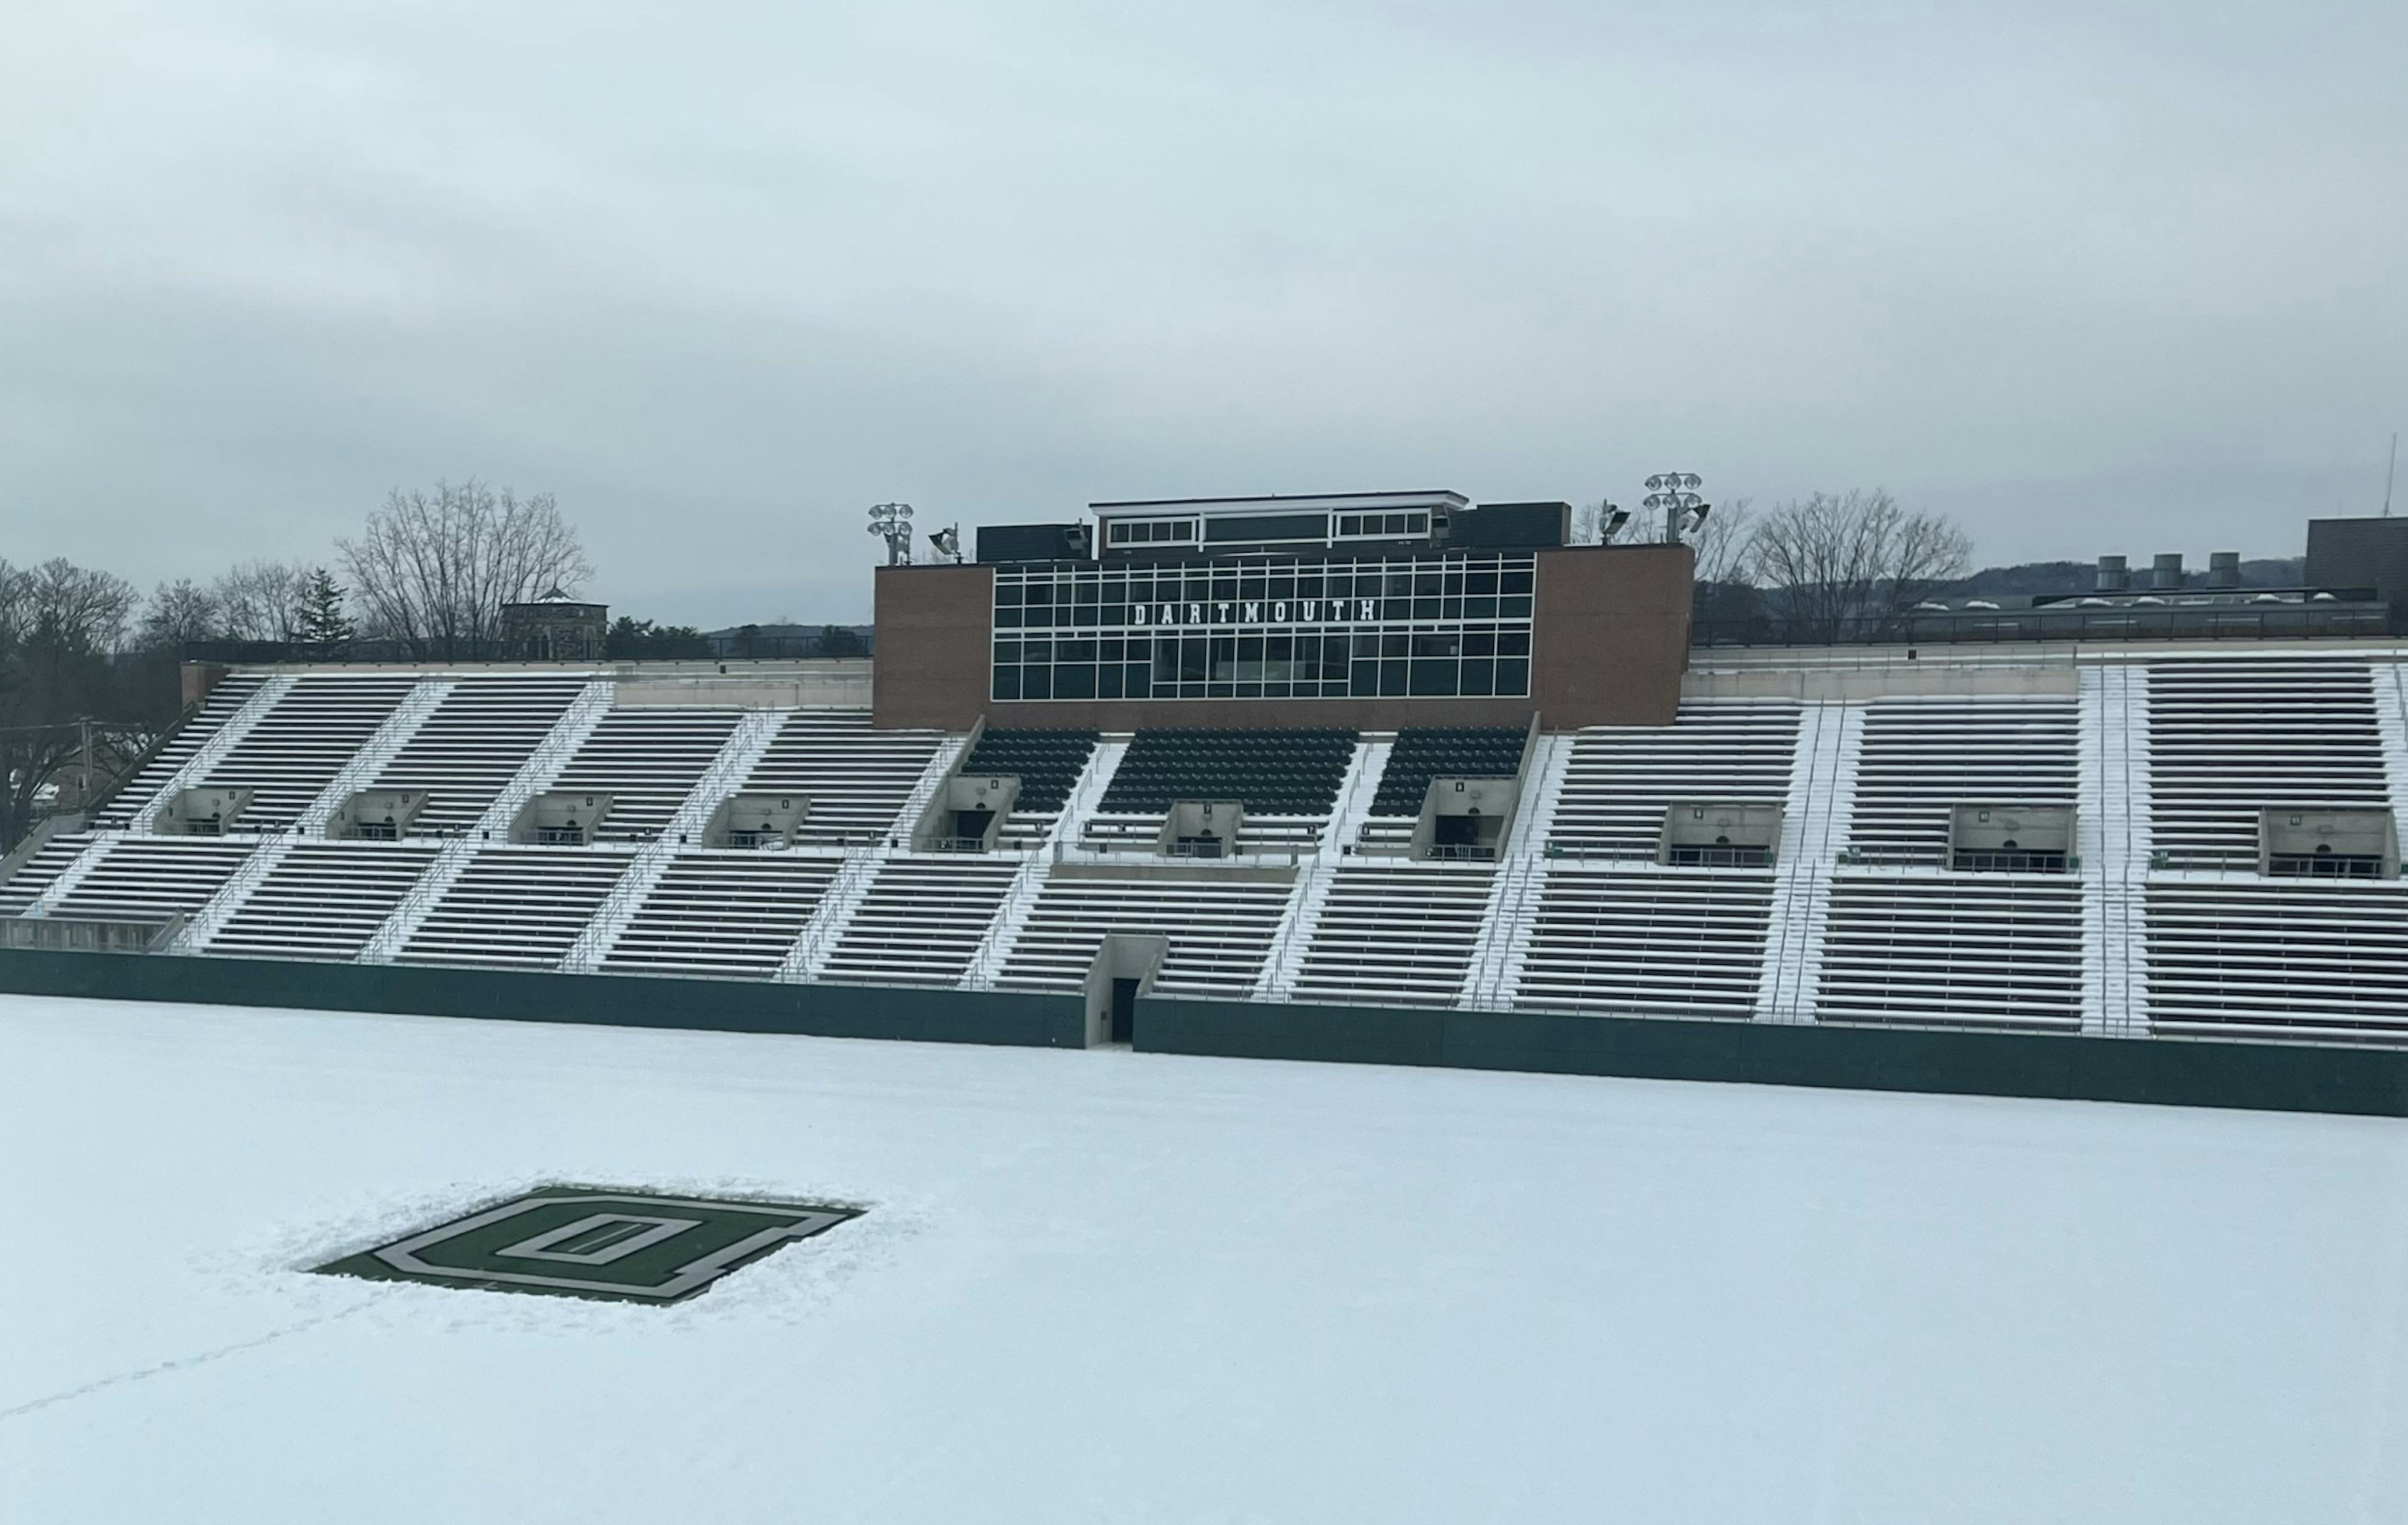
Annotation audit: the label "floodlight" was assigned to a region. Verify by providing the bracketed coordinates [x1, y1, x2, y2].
[867, 502, 916, 565]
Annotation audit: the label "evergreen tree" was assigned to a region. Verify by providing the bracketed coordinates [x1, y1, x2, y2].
[297, 567, 355, 644]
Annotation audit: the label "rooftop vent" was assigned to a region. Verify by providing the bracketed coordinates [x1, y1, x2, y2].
[1949, 804, 2074, 873]
[2207, 550, 2241, 590]
[2260, 809, 2398, 879]
[2095, 555, 2129, 592]
[1659, 801, 1782, 868]
[2151, 552, 2185, 590]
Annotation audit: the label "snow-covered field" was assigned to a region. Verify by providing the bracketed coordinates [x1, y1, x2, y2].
[2, 992, 2404, 1523]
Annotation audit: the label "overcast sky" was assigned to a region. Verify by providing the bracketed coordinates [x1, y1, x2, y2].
[4, 1, 2402, 624]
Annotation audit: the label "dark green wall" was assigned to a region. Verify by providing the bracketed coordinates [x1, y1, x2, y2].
[0, 948, 1086, 1048]
[1134, 996, 2408, 1118]
[5, 947, 2404, 1118]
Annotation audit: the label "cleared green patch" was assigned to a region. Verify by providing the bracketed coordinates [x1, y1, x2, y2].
[316, 1186, 859, 1303]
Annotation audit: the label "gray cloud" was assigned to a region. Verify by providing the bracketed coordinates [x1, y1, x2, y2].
[4, 0, 2402, 623]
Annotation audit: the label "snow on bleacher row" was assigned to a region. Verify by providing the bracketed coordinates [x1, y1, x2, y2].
[33, 837, 258, 922]
[1546, 702, 1800, 857]
[18, 649, 2408, 1046]
[368, 675, 586, 835]
[1848, 699, 2078, 866]
[2145, 880, 2408, 1042]
[0, 832, 96, 915]
[550, 707, 742, 844]
[1512, 869, 1777, 1018]
[817, 857, 1020, 986]
[1818, 878, 2084, 1030]
[198, 674, 420, 830]
[600, 854, 845, 978]
[210, 843, 441, 961]
[1290, 865, 1495, 1006]
[89, 673, 266, 829]
[740, 712, 947, 846]
[396, 848, 634, 969]
[994, 868, 1292, 997]
[2147, 657, 2390, 870]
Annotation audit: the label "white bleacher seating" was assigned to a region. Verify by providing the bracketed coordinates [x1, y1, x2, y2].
[90, 674, 267, 829]
[33, 837, 260, 922]
[2147, 658, 2390, 870]
[1848, 699, 2078, 866]
[395, 848, 634, 969]
[600, 854, 845, 978]
[817, 857, 1021, 986]
[738, 711, 947, 846]
[193, 675, 420, 831]
[550, 708, 742, 844]
[1818, 878, 2084, 1030]
[1290, 865, 1495, 1006]
[1515, 869, 1776, 1018]
[0, 832, 96, 915]
[994, 871, 1293, 998]
[1546, 702, 1800, 857]
[2145, 880, 2408, 1042]
[209, 843, 442, 961]
[367, 675, 587, 836]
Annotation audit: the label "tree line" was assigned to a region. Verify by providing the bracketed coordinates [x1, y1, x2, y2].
[1, 479, 600, 850]
[1580, 488, 1974, 643]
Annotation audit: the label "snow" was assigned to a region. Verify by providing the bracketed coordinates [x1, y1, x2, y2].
[2, 992, 2405, 1524]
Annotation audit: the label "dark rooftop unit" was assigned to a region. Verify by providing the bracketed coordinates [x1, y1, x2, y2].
[978, 523, 1093, 565]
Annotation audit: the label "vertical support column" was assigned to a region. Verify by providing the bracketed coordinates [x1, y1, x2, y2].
[1753, 702, 1861, 1024]
[2079, 662, 2151, 1037]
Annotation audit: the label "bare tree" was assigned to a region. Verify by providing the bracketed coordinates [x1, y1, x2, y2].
[211, 559, 312, 642]
[1742, 489, 1970, 642]
[137, 579, 222, 650]
[1689, 496, 1755, 586]
[2, 558, 140, 654]
[0, 558, 161, 849]
[340, 480, 593, 658]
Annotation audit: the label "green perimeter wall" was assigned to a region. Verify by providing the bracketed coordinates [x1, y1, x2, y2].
[2, 947, 2404, 1118]
[1135, 996, 2408, 1118]
[0, 947, 1087, 1048]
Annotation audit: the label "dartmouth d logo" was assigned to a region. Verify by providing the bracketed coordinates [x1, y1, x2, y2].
[317, 1187, 860, 1304]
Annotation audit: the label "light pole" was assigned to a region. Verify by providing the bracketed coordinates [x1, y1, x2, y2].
[867, 502, 915, 566]
[1642, 473, 1709, 545]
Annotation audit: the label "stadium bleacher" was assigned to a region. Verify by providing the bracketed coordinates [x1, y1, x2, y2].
[7, 646, 2408, 1051]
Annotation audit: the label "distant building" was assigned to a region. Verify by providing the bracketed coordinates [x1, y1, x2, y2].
[501, 588, 608, 659]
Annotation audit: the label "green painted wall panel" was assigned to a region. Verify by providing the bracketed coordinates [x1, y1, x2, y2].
[0, 948, 1087, 1048]
[1136, 997, 2408, 1118]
